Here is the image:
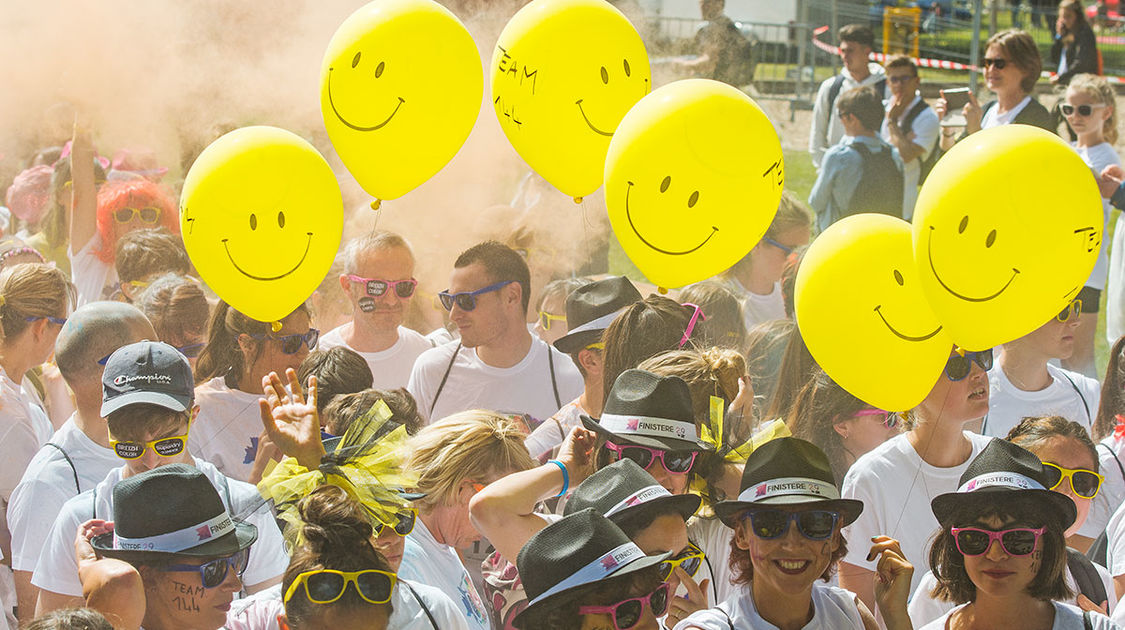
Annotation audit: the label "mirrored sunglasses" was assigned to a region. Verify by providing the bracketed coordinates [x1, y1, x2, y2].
[742, 509, 839, 541]
[111, 433, 189, 460]
[944, 348, 993, 381]
[577, 582, 670, 630]
[951, 526, 1044, 556]
[163, 548, 249, 589]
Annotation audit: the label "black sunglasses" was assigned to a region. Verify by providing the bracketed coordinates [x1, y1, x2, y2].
[1061, 103, 1107, 117]
[982, 57, 1009, 69]
[163, 548, 249, 589]
[373, 508, 417, 537]
[250, 328, 319, 355]
[743, 509, 839, 541]
[944, 348, 993, 381]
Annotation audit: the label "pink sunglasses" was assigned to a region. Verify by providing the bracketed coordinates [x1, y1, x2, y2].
[851, 408, 900, 429]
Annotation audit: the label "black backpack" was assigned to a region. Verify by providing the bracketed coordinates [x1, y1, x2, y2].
[900, 99, 940, 184]
[844, 140, 904, 219]
[827, 74, 887, 115]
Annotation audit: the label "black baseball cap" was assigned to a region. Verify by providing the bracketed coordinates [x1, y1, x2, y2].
[101, 341, 194, 416]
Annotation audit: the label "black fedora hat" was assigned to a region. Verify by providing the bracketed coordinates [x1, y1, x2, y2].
[512, 509, 670, 629]
[553, 276, 642, 354]
[582, 369, 712, 452]
[91, 464, 257, 562]
[712, 437, 864, 528]
[565, 458, 701, 524]
[930, 439, 1077, 529]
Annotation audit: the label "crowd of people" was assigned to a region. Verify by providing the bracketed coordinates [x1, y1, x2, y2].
[3, 1, 1125, 629]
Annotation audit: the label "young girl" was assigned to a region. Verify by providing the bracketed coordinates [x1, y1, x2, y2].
[720, 193, 812, 330]
[675, 437, 914, 629]
[919, 439, 1121, 629]
[1064, 73, 1119, 376]
[192, 301, 317, 483]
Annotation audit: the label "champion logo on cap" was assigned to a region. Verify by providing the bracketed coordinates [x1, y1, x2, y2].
[738, 477, 842, 503]
[959, 472, 1044, 494]
[113, 373, 173, 387]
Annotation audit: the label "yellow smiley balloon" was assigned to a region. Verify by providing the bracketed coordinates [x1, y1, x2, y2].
[605, 79, 783, 288]
[180, 126, 343, 324]
[321, 0, 482, 203]
[492, 0, 650, 200]
[912, 125, 1102, 351]
[796, 214, 952, 411]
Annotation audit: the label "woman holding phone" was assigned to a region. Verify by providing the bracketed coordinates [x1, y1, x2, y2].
[936, 29, 1054, 152]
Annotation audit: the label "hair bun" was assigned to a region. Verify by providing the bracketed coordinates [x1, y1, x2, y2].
[297, 485, 373, 553]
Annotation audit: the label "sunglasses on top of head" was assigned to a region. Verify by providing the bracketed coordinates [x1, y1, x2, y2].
[249, 328, 319, 355]
[944, 348, 993, 381]
[437, 281, 514, 312]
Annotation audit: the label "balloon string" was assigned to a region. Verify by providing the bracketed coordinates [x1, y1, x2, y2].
[886, 378, 955, 540]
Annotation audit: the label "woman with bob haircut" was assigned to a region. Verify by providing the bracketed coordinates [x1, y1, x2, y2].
[675, 437, 914, 629]
[920, 439, 1121, 629]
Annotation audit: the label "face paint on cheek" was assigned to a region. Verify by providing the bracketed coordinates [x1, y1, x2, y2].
[359, 297, 376, 312]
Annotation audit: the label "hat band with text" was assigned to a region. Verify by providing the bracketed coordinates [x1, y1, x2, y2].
[738, 476, 841, 503]
[113, 511, 234, 553]
[527, 542, 646, 606]
[567, 307, 628, 336]
[603, 484, 673, 518]
[957, 472, 1045, 494]
[601, 414, 695, 442]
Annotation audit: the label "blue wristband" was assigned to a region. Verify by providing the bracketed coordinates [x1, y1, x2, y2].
[547, 459, 569, 498]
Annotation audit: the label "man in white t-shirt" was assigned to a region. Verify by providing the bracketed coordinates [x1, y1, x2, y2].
[33, 341, 287, 616]
[524, 276, 641, 458]
[7, 302, 155, 624]
[809, 23, 888, 169]
[982, 299, 1100, 440]
[319, 231, 433, 389]
[407, 241, 583, 423]
[879, 55, 939, 220]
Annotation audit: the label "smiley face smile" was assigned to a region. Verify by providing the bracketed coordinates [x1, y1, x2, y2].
[873, 304, 943, 341]
[575, 99, 614, 136]
[625, 181, 717, 256]
[327, 68, 405, 132]
[927, 226, 1019, 302]
[223, 233, 313, 281]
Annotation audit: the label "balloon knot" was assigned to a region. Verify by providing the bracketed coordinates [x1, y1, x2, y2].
[573, 197, 583, 204]
[270, 321, 283, 333]
[658, 287, 668, 295]
[370, 199, 382, 211]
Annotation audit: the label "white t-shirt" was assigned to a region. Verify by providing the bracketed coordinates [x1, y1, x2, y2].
[909, 562, 1117, 627]
[7, 415, 120, 571]
[982, 364, 1100, 439]
[224, 579, 470, 630]
[980, 95, 1032, 129]
[1073, 142, 1120, 291]
[1108, 211, 1125, 344]
[840, 431, 994, 595]
[31, 458, 288, 597]
[189, 377, 267, 482]
[1092, 436, 1125, 542]
[0, 369, 53, 539]
[68, 234, 115, 308]
[689, 517, 737, 606]
[922, 601, 1119, 630]
[723, 276, 786, 331]
[1097, 489, 1125, 578]
[319, 324, 434, 390]
[524, 398, 585, 459]
[407, 338, 583, 424]
[880, 93, 940, 220]
[398, 518, 490, 630]
[673, 582, 864, 629]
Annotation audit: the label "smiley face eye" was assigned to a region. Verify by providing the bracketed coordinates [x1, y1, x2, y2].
[623, 59, 631, 77]
[249, 214, 258, 230]
[986, 229, 997, 247]
[351, 52, 361, 68]
[375, 61, 385, 78]
[660, 176, 671, 192]
[600, 66, 609, 84]
[687, 191, 700, 208]
[894, 269, 905, 286]
[278, 211, 286, 228]
[958, 215, 969, 234]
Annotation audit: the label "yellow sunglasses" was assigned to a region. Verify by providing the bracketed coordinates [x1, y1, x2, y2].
[1042, 462, 1104, 499]
[658, 542, 705, 579]
[538, 311, 567, 331]
[284, 569, 397, 605]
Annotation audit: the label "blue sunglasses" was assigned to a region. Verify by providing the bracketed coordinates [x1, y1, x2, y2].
[24, 315, 66, 326]
[437, 281, 514, 312]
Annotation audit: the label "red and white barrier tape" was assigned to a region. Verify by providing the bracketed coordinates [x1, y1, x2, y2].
[811, 25, 1125, 84]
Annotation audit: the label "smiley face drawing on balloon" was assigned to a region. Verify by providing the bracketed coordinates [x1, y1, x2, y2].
[492, 0, 650, 199]
[321, 0, 482, 203]
[180, 126, 343, 324]
[604, 80, 783, 289]
[796, 214, 952, 412]
[912, 125, 1102, 351]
